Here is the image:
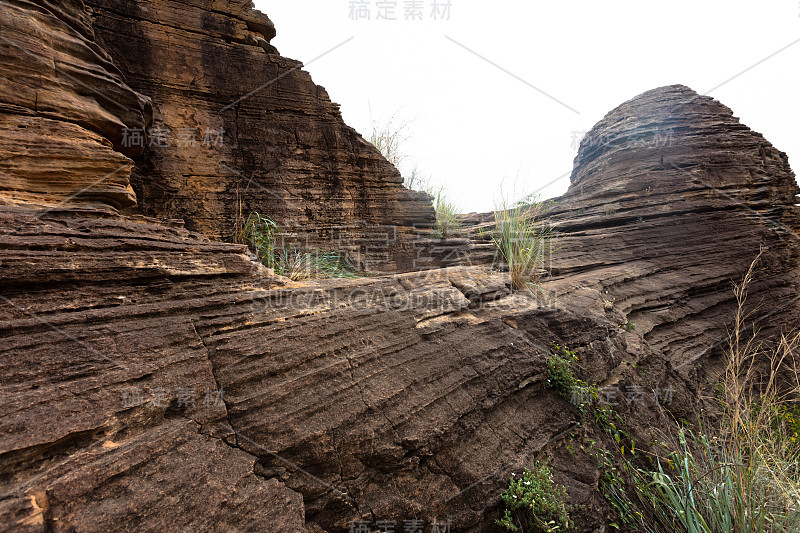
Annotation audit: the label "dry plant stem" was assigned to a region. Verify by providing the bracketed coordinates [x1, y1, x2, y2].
[602, 250, 800, 532]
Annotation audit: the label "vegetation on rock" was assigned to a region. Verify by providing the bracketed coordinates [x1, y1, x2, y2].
[597, 257, 800, 532]
[491, 195, 556, 290]
[237, 211, 358, 280]
[497, 461, 574, 533]
[368, 119, 464, 239]
[546, 344, 578, 397]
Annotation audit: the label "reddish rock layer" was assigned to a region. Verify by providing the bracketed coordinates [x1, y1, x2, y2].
[0, 0, 149, 209]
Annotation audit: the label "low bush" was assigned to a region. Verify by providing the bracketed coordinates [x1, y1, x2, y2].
[368, 116, 407, 169]
[546, 344, 578, 397]
[497, 461, 574, 533]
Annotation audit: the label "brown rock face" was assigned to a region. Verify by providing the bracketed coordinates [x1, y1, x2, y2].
[547, 84, 800, 375]
[1, 0, 435, 271]
[0, 204, 633, 532]
[81, 0, 435, 271]
[1, 2, 799, 531]
[0, 0, 150, 209]
[1, 81, 798, 532]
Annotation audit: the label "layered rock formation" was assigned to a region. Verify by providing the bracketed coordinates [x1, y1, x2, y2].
[546, 85, 800, 378]
[1, 1, 799, 532]
[1, 0, 435, 272]
[81, 0, 434, 271]
[0, 204, 672, 532]
[0, 0, 150, 209]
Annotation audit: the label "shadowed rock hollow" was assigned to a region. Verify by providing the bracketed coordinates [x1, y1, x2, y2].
[1, 2, 799, 532]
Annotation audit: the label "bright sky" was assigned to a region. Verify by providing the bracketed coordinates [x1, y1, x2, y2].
[257, 0, 800, 213]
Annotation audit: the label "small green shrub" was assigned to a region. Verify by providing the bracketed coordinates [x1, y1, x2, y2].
[492, 195, 556, 290]
[496, 461, 573, 533]
[546, 344, 577, 397]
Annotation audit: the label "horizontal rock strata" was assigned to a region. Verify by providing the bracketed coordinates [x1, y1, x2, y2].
[0, 0, 149, 209]
[546, 85, 800, 377]
[1, 203, 656, 531]
[83, 0, 435, 271]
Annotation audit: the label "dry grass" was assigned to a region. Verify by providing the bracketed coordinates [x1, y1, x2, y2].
[491, 195, 556, 290]
[604, 252, 800, 532]
[430, 187, 462, 239]
[368, 116, 408, 169]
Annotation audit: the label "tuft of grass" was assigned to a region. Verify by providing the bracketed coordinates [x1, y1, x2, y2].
[368, 116, 408, 169]
[275, 248, 359, 281]
[367, 118, 463, 239]
[492, 195, 556, 290]
[430, 187, 462, 239]
[238, 211, 359, 280]
[233, 177, 258, 244]
[600, 252, 800, 532]
[238, 211, 278, 267]
[497, 461, 574, 533]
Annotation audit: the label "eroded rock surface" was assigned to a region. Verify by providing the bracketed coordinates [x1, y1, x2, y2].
[1, 0, 435, 271]
[0, 0, 150, 210]
[2, 200, 688, 531]
[1, 2, 799, 532]
[547, 85, 800, 378]
[82, 0, 435, 271]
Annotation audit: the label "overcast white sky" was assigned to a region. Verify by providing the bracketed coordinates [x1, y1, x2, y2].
[257, 0, 800, 213]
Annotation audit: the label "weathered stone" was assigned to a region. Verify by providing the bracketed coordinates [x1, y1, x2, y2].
[0, 114, 136, 210]
[546, 85, 800, 378]
[82, 0, 435, 271]
[0, 201, 717, 531]
[1, 1, 799, 531]
[0, 0, 150, 210]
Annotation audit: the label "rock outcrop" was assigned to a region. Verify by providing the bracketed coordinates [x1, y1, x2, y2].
[0, 204, 668, 532]
[1, 1, 799, 532]
[1, 0, 435, 272]
[81, 0, 435, 271]
[546, 85, 800, 378]
[0, 0, 150, 210]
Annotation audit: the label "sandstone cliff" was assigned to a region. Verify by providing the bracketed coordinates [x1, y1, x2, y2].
[1, 0, 435, 272]
[1, 1, 799, 532]
[83, 0, 435, 271]
[548, 84, 800, 379]
[0, 0, 150, 210]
